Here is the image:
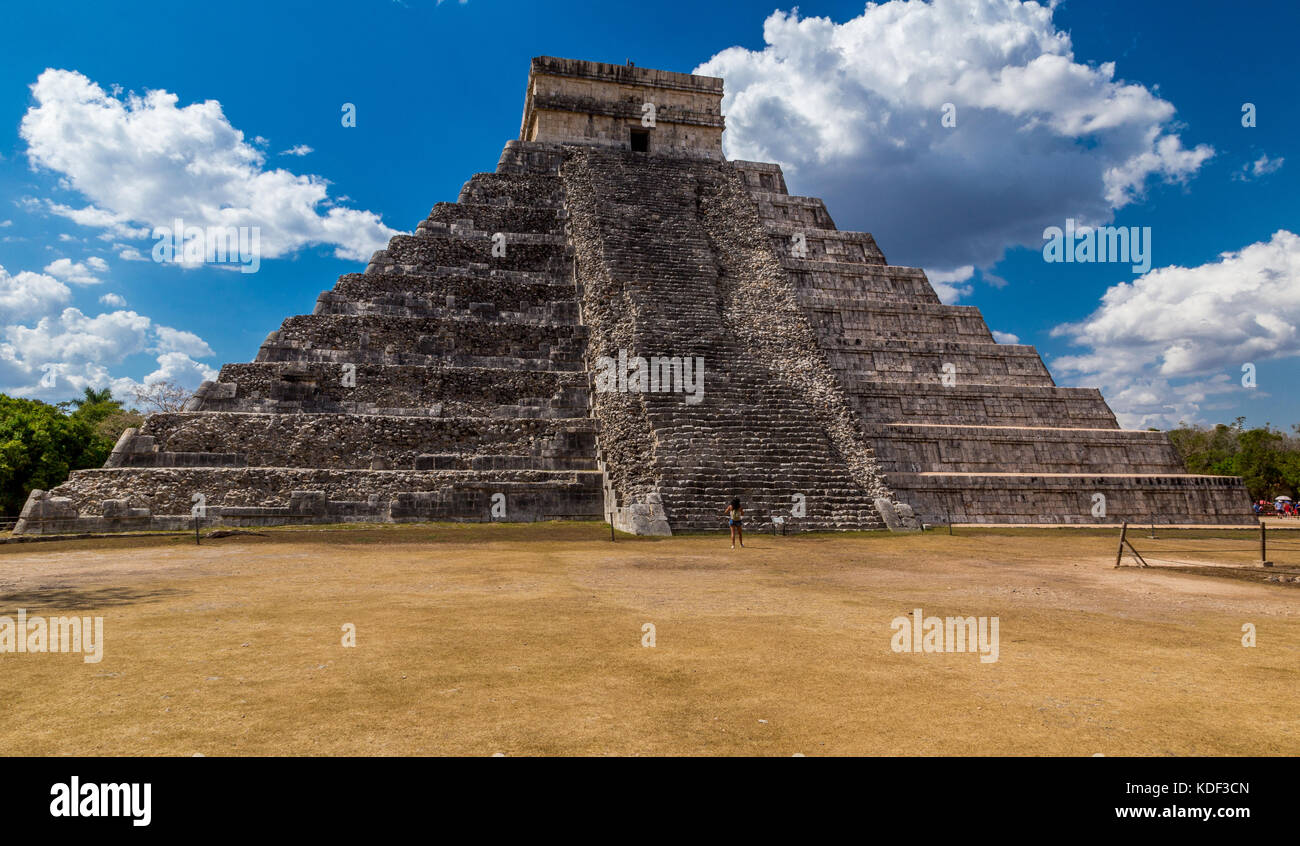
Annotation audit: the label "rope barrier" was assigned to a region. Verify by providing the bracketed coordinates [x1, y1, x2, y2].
[1137, 555, 1235, 567]
[1123, 548, 1284, 556]
[1119, 522, 1300, 569]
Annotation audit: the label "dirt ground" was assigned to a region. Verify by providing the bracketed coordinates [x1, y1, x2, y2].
[0, 522, 1296, 756]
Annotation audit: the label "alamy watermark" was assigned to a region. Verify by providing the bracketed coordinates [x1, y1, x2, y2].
[50, 777, 150, 826]
[891, 608, 999, 663]
[594, 350, 704, 405]
[1043, 218, 1151, 274]
[1, 609, 104, 663]
[152, 218, 261, 273]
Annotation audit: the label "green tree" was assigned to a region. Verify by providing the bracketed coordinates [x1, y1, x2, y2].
[0, 389, 142, 515]
[1234, 427, 1288, 499]
[71, 386, 114, 409]
[1167, 421, 1300, 502]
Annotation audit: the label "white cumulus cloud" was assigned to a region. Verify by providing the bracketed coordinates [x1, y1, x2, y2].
[1, 261, 219, 401]
[0, 265, 72, 321]
[125, 351, 216, 398]
[1051, 230, 1300, 428]
[1234, 154, 1284, 181]
[152, 325, 214, 358]
[20, 69, 401, 264]
[44, 256, 107, 285]
[696, 0, 1213, 275]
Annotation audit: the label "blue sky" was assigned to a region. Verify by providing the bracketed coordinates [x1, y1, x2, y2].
[0, 0, 1296, 430]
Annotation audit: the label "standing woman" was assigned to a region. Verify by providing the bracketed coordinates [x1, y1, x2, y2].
[724, 497, 745, 549]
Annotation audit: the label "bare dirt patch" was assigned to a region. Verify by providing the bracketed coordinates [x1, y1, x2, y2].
[0, 523, 1295, 756]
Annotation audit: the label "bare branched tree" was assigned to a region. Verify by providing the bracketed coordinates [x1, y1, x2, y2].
[131, 381, 193, 414]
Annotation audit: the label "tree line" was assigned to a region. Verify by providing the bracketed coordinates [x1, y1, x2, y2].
[1166, 419, 1300, 502]
[0, 384, 188, 516]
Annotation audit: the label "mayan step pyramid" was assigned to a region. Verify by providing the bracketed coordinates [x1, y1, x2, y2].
[14, 56, 1253, 535]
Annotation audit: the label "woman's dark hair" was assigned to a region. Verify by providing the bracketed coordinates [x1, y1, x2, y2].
[731, 497, 741, 509]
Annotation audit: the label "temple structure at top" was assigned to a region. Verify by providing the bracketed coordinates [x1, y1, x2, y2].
[519, 56, 725, 156]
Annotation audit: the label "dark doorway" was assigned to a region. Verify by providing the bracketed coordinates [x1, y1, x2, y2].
[630, 129, 650, 152]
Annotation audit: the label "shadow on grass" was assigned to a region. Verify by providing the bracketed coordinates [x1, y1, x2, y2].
[0, 585, 186, 614]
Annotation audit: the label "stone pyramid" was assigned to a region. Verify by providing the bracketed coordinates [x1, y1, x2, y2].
[14, 56, 1253, 536]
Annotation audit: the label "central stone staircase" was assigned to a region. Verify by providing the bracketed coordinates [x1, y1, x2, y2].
[561, 145, 890, 532]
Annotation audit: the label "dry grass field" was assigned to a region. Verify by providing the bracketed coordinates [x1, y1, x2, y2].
[1, 522, 1297, 756]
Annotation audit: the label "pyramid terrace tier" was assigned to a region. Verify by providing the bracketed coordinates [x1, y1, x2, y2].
[15, 467, 605, 535]
[869, 423, 1187, 474]
[822, 338, 1055, 386]
[256, 314, 588, 368]
[494, 140, 570, 176]
[327, 270, 577, 315]
[421, 201, 566, 235]
[844, 381, 1118, 427]
[312, 291, 578, 326]
[807, 301, 995, 343]
[889, 472, 1256, 526]
[765, 224, 888, 267]
[748, 191, 838, 229]
[191, 364, 589, 418]
[456, 172, 567, 207]
[783, 261, 942, 305]
[366, 232, 569, 275]
[105, 413, 598, 471]
[732, 161, 792, 195]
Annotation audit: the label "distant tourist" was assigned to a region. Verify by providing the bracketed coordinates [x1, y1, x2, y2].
[724, 498, 745, 549]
